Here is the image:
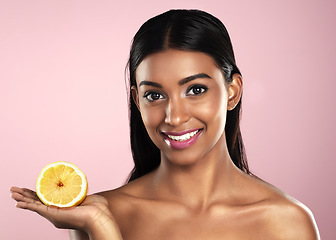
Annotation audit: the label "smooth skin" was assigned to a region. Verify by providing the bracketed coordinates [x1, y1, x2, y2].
[11, 49, 320, 239]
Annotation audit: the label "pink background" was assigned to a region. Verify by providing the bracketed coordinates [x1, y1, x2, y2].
[1, 0, 335, 239]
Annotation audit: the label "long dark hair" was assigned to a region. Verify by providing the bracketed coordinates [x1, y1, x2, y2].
[126, 9, 250, 182]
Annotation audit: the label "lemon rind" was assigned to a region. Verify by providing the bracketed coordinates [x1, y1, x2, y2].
[36, 161, 88, 208]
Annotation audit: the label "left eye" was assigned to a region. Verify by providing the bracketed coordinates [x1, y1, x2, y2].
[187, 85, 208, 96]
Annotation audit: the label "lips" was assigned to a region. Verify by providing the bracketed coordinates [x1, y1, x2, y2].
[161, 128, 203, 149]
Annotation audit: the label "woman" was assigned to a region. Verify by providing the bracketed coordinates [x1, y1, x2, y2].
[10, 9, 320, 239]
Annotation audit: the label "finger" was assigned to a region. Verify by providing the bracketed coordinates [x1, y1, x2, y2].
[16, 200, 51, 211]
[15, 201, 52, 218]
[15, 200, 61, 218]
[10, 186, 24, 193]
[17, 202, 80, 229]
[10, 187, 37, 198]
[21, 188, 40, 201]
[11, 192, 42, 205]
[10, 186, 33, 196]
[10, 187, 39, 201]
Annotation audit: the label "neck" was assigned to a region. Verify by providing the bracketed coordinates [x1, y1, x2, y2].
[150, 140, 240, 209]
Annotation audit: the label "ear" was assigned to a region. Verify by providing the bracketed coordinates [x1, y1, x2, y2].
[131, 85, 140, 110]
[227, 73, 243, 111]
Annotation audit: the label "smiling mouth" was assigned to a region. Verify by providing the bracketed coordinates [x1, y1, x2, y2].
[162, 129, 202, 142]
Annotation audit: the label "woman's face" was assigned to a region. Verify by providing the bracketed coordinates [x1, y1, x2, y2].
[133, 49, 235, 166]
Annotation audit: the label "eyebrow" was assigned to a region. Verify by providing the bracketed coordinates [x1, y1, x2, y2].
[139, 73, 212, 88]
[139, 81, 163, 88]
[178, 73, 212, 86]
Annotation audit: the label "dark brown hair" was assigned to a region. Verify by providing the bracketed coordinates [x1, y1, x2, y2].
[127, 9, 250, 182]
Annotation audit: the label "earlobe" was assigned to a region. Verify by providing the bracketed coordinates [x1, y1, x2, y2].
[227, 74, 243, 111]
[131, 86, 140, 110]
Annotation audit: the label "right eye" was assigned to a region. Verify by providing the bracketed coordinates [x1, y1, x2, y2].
[143, 91, 165, 102]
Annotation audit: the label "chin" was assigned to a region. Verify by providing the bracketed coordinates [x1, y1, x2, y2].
[160, 149, 204, 168]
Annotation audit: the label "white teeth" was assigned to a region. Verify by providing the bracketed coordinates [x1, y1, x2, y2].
[167, 130, 199, 141]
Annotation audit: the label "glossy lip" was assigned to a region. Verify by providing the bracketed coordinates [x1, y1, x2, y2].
[162, 128, 201, 136]
[161, 128, 203, 149]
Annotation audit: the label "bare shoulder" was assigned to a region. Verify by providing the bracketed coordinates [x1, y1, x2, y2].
[96, 177, 145, 208]
[245, 175, 320, 240]
[265, 196, 320, 239]
[97, 172, 151, 200]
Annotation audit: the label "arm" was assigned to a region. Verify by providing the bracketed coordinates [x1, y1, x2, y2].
[69, 218, 123, 240]
[70, 230, 90, 240]
[86, 214, 123, 240]
[69, 219, 123, 240]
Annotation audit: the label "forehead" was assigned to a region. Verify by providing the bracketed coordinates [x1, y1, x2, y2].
[135, 49, 223, 85]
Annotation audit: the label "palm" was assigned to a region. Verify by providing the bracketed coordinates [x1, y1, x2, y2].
[10, 187, 111, 231]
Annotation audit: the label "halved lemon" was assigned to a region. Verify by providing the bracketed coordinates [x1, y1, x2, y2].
[36, 161, 88, 207]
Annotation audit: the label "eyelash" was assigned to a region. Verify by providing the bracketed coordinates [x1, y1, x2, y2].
[186, 84, 208, 96]
[143, 91, 165, 102]
[143, 85, 208, 102]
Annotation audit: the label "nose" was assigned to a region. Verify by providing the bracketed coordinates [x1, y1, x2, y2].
[164, 97, 190, 127]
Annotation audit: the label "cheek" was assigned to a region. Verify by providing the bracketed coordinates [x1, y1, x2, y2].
[191, 90, 228, 128]
[139, 104, 165, 132]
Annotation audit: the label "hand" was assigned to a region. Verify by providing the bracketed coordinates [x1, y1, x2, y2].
[10, 186, 122, 239]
